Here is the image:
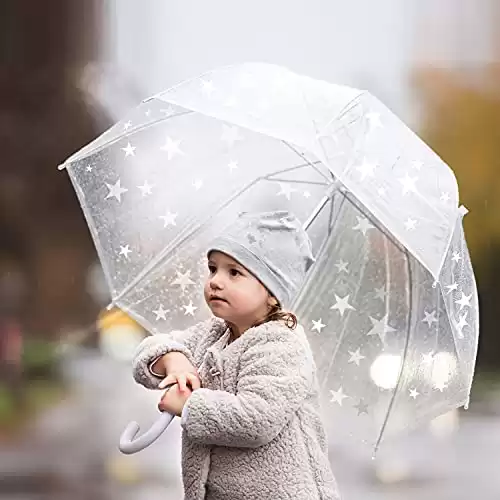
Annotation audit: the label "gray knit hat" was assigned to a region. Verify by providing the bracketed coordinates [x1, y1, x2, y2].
[207, 211, 315, 309]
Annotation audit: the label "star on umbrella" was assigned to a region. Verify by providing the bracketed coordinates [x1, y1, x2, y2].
[121, 142, 136, 157]
[422, 352, 434, 365]
[137, 180, 153, 196]
[277, 183, 297, 200]
[329, 387, 349, 406]
[172, 270, 195, 292]
[335, 259, 349, 273]
[366, 112, 382, 130]
[455, 292, 472, 311]
[445, 283, 458, 295]
[311, 319, 326, 333]
[422, 309, 438, 328]
[434, 380, 448, 392]
[353, 399, 369, 416]
[404, 218, 417, 231]
[193, 179, 204, 190]
[86, 166, 93, 172]
[153, 305, 168, 321]
[366, 314, 396, 342]
[440, 192, 451, 203]
[356, 157, 377, 180]
[330, 294, 356, 317]
[411, 160, 423, 171]
[455, 312, 469, 336]
[119, 245, 132, 259]
[221, 124, 243, 147]
[400, 174, 418, 195]
[160, 136, 184, 160]
[123, 120, 132, 131]
[348, 348, 366, 366]
[183, 301, 198, 316]
[303, 191, 311, 198]
[451, 251, 462, 263]
[160, 106, 176, 117]
[105, 179, 128, 202]
[228, 160, 239, 172]
[352, 216, 374, 235]
[409, 388, 420, 399]
[201, 79, 215, 97]
[374, 286, 388, 301]
[159, 211, 178, 227]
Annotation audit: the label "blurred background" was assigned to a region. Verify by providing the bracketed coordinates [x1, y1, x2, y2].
[1, 0, 499, 498]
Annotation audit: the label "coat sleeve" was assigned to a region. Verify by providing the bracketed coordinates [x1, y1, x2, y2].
[181, 331, 314, 448]
[132, 318, 212, 389]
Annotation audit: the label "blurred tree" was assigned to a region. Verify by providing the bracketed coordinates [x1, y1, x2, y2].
[0, 0, 110, 338]
[411, 64, 500, 368]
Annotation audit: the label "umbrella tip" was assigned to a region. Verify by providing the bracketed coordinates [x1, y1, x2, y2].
[58, 163, 67, 171]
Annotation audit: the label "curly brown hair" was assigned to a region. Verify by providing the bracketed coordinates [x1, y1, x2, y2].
[253, 301, 298, 330]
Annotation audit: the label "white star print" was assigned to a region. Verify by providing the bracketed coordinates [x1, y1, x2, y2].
[400, 174, 418, 195]
[352, 216, 374, 235]
[348, 348, 366, 366]
[137, 181, 153, 196]
[123, 120, 132, 131]
[161, 137, 184, 160]
[451, 251, 462, 263]
[366, 315, 396, 342]
[228, 160, 239, 172]
[121, 142, 136, 157]
[311, 319, 326, 333]
[201, 79, 215, 97]
[374, 286, 388, 301]
[159, 211, 178, 227]
[366, 112, 382, 130]
[303, 191, 311, 198]
[356, 158, 377, 180]
[422, 310, 438, 328]
[329, 387, 349, 406]
[440, 192, 451, 203]
[145, 109, 151, 117]
[335, 259, 349, 273]
[277, 183, 297, 200]
[330, 294, 356, 316]
[455, 292, 472, 311]
[221, 125, 243, 147]
[105, 179, 128, 202]
[455, 312, 469, 336]
[160, 106, 176, 117]
[446, 283, 458, 295]
[153, 305, 168, 321]
[193, 179, 204, 190]
[409, 388, 420, 399]
[434, 380, 447, 392]
[86, 166, 93, 172]
[422, 352, 434, 365]
[183, 301, 198, 316]
[171, 270, 195, 292]
[377, 187, 387, 197]
[411, 160, 423, 171]
[404, 218, 417, 231]
[119, 245, 132, 259]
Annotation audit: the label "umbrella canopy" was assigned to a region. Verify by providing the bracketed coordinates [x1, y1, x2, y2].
[61, 63, 478, 453]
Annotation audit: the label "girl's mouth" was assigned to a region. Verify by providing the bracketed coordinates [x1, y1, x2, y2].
[210, 297, 227, 303]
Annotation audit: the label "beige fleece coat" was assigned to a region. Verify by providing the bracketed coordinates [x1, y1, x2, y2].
[132, 317, 340, 500]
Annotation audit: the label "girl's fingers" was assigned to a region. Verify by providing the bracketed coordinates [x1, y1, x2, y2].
[186, 372, 201, 390]
[158, 374, 175, 389]
[177, 374, 188, 392]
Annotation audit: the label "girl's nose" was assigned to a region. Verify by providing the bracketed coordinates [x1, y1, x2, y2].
[209, 276, 223, 290]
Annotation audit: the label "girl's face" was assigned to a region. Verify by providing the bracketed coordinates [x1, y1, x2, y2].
[204, 251, 271, 331]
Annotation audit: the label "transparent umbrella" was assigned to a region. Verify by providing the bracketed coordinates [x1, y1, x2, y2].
[59, 62, 479, 455]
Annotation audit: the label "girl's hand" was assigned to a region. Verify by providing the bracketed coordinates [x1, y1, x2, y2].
[158, 371, 201, 392]
[158, 383, 192, 416]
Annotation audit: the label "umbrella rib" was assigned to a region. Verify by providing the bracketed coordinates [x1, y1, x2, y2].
[281, 141, 334, 184]
[374, 251, 414, 455]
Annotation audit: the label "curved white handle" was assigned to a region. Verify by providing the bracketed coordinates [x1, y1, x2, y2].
[119, 411, 175, 454]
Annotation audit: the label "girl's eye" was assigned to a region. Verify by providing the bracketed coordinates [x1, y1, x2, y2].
[208, 265, 216, 274]
[229, 268, 241, 277]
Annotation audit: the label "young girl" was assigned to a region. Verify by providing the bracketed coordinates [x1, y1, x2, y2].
[132, 211, 340, 500]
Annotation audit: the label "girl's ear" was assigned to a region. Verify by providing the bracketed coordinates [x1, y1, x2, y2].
[267, 295, 279, 308]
